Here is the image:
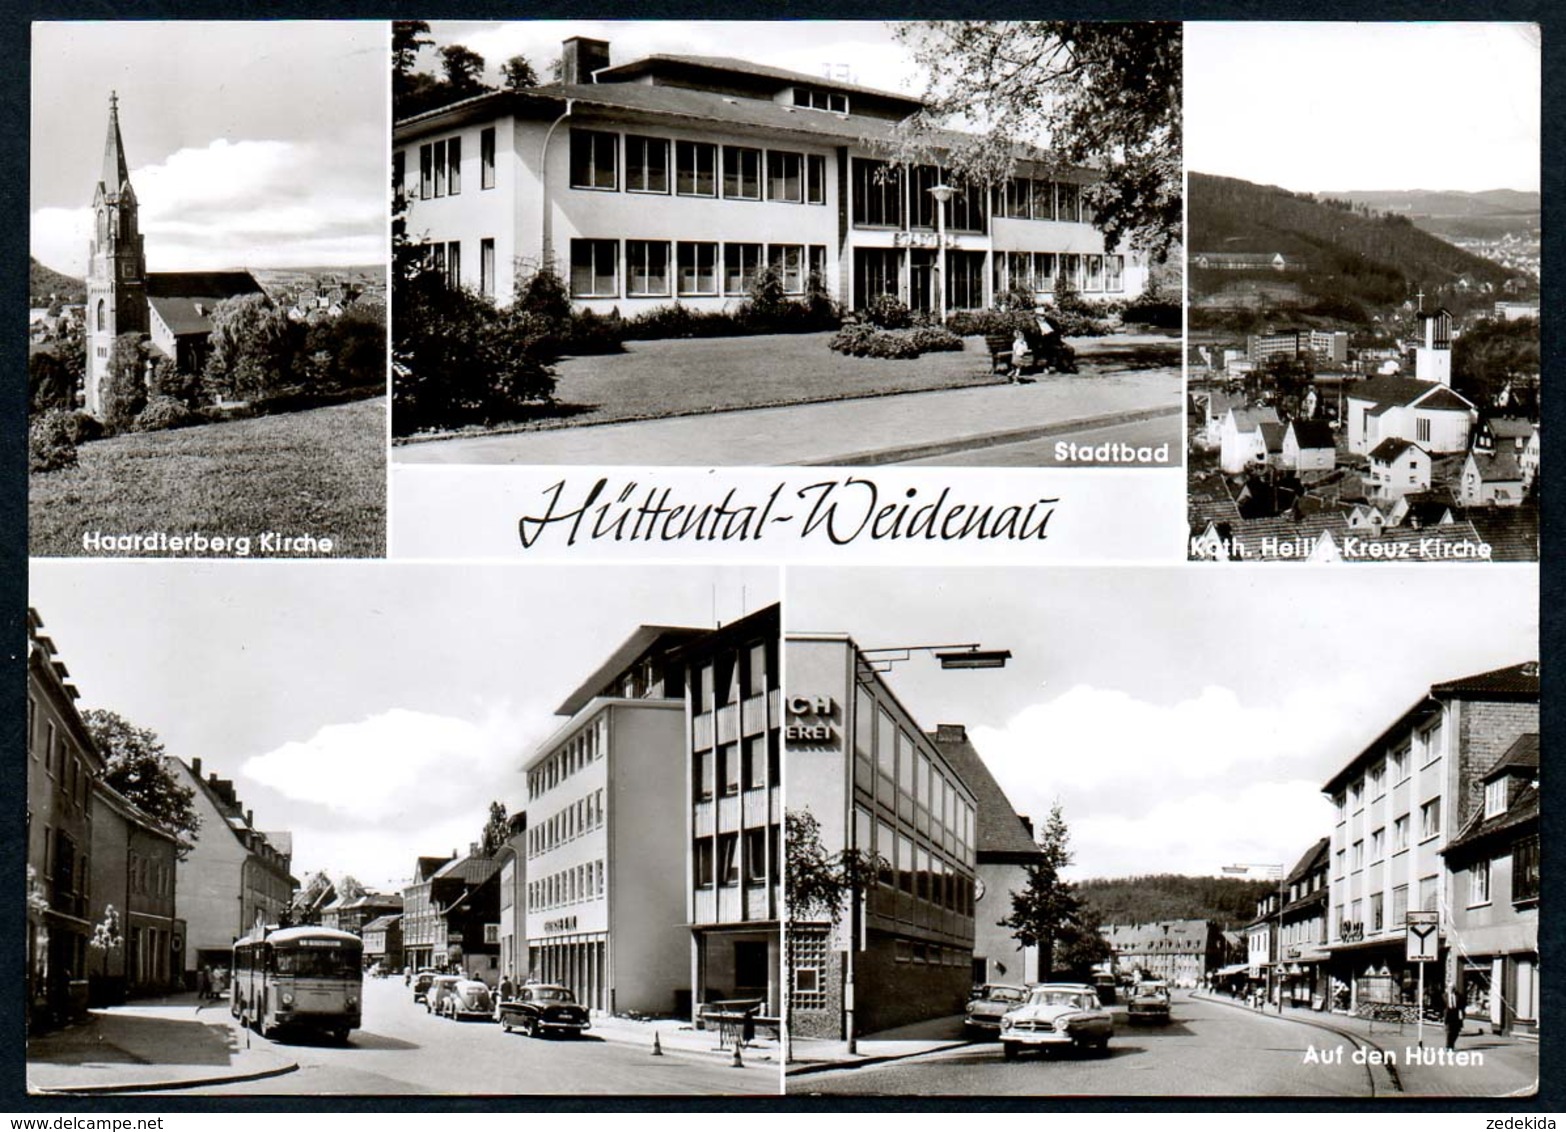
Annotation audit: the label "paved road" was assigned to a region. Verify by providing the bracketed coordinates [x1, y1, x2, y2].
[793, 992, 1387, 1097]
[160, 978, 779, 1096]
[900, 413, 1181, 467]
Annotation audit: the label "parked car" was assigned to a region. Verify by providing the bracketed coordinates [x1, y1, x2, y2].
[411, 970, 438, 1003]
[965, 984, 1029, 1036]
[497, 984, 591, 1038]
[436, 978, 494, 1020]
[1091, 972, 1118, 1005]
[425, 974, 462, 1014]
[999, 983, 1114, 1060]
[1127, 980, 1172, 1024]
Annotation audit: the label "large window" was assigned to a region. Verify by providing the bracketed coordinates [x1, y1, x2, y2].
[569, 129, 618, 191]
[723, 243, 762, 295]
[1418, 874, 1439, 912]
[570, 239, 618, 297]
[767, 151, 804, 203]
[768, 245, 804, 293]
[717, 833, 740, 886]
[1032, 179, 1056, 220]
[1469, 859, 1491, 906]
[1420, 797, 1442, 841]
[792, 87, 848, 113]
[481, 127, 495, 189]
[480, 238, 495, 298]
[1513, 834, 1539, 902]
[722, 146, 762, 200]
[1105, 254, 1125, 292]
[945, 182, 986, 233]
[1056, 181, 1082, 222]
[946, 250, 986, 310]
[676, 140, 717, 196]
[677, 241, 718, 296]
[909, 165, 939, 229]
[852, 158, 904, 227]
[626, 135, 670, 194]
[626, 240, 671, 297]
[694, 838, 714, 887]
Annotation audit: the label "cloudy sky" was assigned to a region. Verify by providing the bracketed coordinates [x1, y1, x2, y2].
[788, 566, 1538, 880]
[29, 562, 778, 893]
[31, 21, 387, 277]
[1187, 22, 1540, 193]
[414, 20, 918, 101]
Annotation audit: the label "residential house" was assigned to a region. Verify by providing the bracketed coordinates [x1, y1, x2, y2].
[1366, 438, 1431, 503]
[1282, 419, 1336, 473]
[428, 849, 502, 984]
[1219, 406, 1279, 473]
[1278, 839, 1331, 1009]
[1459, 450, 1526, 508]
[1441, 734, 1539, 1036]
[361, 914, 404, 972]
[401, 854, 456, 971]
[1105, 920, 1227, 989]
[88, 781, 180, 1004]
[392, 37, 1148, 315]
[495, 811, 528, 988]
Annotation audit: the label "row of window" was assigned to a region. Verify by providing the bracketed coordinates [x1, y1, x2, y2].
[570, 238, 826, 300]
[128, 852, 171, 897]
[529, 859, 605, 911]
[1334, 723, 1444, 821]
[693, 733, 778, 799]
[692, 824, 779, 888]
[859, 806, 977, 920]
[853, 690, 976, 862]
[1341, 806, 1438, 875]
[571, 129, 829, 205]
[690, 639, 776, 714]
[528, 788, 606, 859]
[412, 129, 498, 200]
[892, 940, 971, 967]
[30, 699, 94, 815]
[992, 250, 1126, 295]
[527, 716, 608, 802]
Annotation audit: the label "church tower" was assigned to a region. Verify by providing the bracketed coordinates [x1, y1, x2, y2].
[85, 92, 147, 416]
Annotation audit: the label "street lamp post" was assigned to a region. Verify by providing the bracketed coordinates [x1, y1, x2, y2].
[928, 184, 956, 325]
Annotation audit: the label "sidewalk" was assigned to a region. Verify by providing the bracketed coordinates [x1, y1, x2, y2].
[26, 993, 297, 1095]
[395, 367, 1180, 467]
[588, 1013, 780, 1065]
[1194, 991, 1538, 1097]
[786, 1013, 969, 1076]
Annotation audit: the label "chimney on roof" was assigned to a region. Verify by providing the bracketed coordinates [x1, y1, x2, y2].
[192, 757, 202, 777]
[934, 723, 966, 743]
[1020, 815, 1034, 839]
[470, 841, 480, 858]
[562, 37, 610, 85]
[246, 809, 253, 827]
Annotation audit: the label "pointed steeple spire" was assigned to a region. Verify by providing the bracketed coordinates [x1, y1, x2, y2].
[101, 91, 130, 194]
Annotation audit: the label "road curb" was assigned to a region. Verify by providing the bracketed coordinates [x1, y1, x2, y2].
[795, 404, 1181, 467]
[590, 1027, 778, 1068]
[28, 1057, 300, 1096]
[1192, 992, 1403, 1093]
[785, 1039, 970, 1077]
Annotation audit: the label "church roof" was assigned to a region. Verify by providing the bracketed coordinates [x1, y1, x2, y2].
[146, 272, 265, 337]
[101, 93, 130, 193]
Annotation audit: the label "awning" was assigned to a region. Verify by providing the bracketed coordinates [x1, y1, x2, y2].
[1214, 963, 1250, 977]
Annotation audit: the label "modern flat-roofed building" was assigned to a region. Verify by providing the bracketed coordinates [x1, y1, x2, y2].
[676, 604, 782, 1020]
[522, 625, 706, 1016]
[393, 36, 1148, 316]
[785, 633, 979, 1038]
[1321, 662, 1538, 1013]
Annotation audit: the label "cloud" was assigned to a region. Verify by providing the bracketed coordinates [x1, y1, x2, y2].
[241, 706, 536, 827]
[31, 137, 383, 276]
[968, 683, 1357, 877]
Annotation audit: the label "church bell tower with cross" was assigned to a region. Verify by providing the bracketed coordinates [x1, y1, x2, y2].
[85, 92, 148, 416]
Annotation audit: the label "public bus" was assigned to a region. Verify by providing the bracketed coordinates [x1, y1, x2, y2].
[231, 925, 363, 1042]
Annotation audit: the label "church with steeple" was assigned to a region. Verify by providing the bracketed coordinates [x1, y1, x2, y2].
[84, 93, 265, 416]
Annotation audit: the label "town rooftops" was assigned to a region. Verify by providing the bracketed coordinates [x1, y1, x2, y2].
[362, 913, 402, 933]
[1444, 734, 1539, 857]
[1350, 375, 1475, 414]
[1323, 662, 1539, 794]
[1467, 449, 1524, 482]
[927, 724, 1043, 863]
[1104, 920, 1218, 950]
[1288, 420, 1335, 450]
[1486, 417, 1536, 442]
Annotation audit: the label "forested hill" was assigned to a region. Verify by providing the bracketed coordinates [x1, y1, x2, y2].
[1077, 873, 1276, 931]
[1190, 173, 1513, 304]
[30, 258, 85, 304]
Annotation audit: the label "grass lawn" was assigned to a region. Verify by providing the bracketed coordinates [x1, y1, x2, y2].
[31, 396, 386, 557]
[399, 329, 1182, 441]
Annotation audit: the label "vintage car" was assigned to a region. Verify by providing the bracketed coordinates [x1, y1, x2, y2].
[998, 983, 1114, 1060]
[411, 969, 438, 1003]
[1126, 980, 1172, 1024]
[965, 984, 1029, 1035]
[497, 983, 592, 1038]
[435, 978, 494, 1020]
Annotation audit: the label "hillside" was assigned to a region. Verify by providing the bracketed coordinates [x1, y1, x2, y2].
[1325, 188, 1539, 220]
[1077, 873, 1276, 932]
[30, 258, 85, 305]
[1189, 173, 1514, 311]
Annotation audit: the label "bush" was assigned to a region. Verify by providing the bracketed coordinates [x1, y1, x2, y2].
[827, 323, 922, 359]
[947, 309, 1027, 339]
[62, 411, 105, 444]
[563, 307, 625, 355]
[134, 395, 202, 432]
[906, 325, 964, 353]
[101, 333, 150, 432]
[1120, 299, 1182, 330]
[28, 350, 75, 414]
[863, 293, 913, 330]
[29, 410, 78, 473]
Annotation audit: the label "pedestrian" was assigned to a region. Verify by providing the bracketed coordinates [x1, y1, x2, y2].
[499, 972, 515, 1003]
[197, 965, 211, 1001]
[1444, 983, 1463, 1050]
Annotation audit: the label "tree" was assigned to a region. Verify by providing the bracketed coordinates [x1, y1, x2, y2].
[785, 809, 882, 923]
[304, 302, 386, 392]
[1000, 803, 1082, 979]
[82, 710, 201, 856]
[203, 293, 299, 402]
[501, 55, 540, 91]
[100, 333, 149, 431]
[1252, 352, 1314, 419]
[894, 22, 1182, 260]
[29, 350, 74, 415]
[336, 875, 366, 902]
[481, 800, 510, 856]
[440, 45, 488, 97]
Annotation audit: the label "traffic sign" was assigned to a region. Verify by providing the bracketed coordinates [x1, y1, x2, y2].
[1405, 910, 1439, 962]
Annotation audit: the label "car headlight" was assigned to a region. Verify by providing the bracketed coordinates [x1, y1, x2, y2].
[281, 992, 294, 1007]
[1054, 1018, 1071, 1033]
[1000, 1017, 1013, 1030]
[346, 995, 358, 1008]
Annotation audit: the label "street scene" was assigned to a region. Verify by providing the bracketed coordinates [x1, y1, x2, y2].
[390, 21, 1181, 467]
[27, 562, 782, 1095]
[1184, 24, 1540, 562]
[782, 566, 1538, 1096]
